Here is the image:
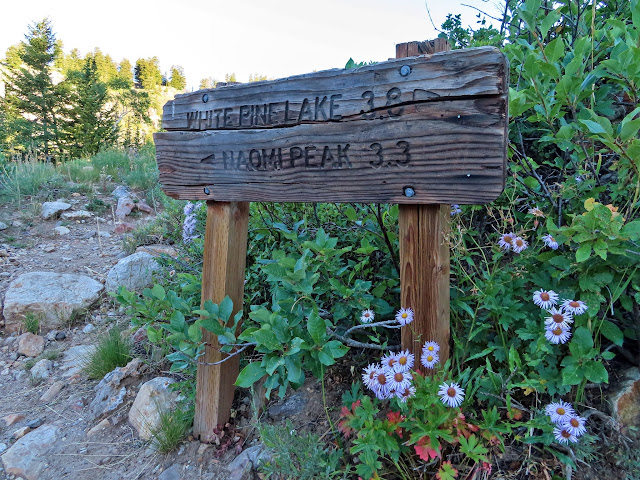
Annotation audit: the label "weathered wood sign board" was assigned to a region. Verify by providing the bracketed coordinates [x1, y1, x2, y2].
[155, 46, 508, 205]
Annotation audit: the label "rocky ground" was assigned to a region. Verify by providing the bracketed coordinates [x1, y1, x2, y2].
[0, 188, 338, 480]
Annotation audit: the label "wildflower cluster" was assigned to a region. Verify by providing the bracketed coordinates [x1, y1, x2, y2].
[532, 289, 588, 344]
[545, 400, 588, 444]
[182, 202, 201, 244]
[498, 232, 528, 253]
[361, 340, 465, 408]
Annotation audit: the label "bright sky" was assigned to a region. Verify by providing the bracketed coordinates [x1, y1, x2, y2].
[2, 0, 502, 90]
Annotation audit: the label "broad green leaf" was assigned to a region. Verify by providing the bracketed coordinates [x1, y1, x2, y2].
[600, 320, 624, 346]
[151, 284, 165, 300]
[345, 206, 357, 222]
[580, 119, 607, 135]
[569, 326, 594, 357]
[169, 311, 185, 333]
[235, 362, 266, 387]
[576, 244, 591, 262]
[253, 328, 281, 351]
[583, 360, 609, 383]
[218, 296, 234, 323]
[562, 364, 583, 385]
[307, 311, 327, 344]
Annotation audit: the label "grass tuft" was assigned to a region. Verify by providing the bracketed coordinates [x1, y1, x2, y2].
[21, 313, 40, 334]
[83, 327, 132, 379]
[150, 406, 193, 453]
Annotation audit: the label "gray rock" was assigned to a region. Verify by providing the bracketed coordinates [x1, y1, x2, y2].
[55, 331, 66, 341]
[268, 391, 308, 418]
[0, 221, 8, 231]
[82, 323, 95, 334]
[111, 185, 132, 199]
[158, 464, 182, 480]
[609, 367, 640, 431]
[105, 252, 160, 294]
[26, 418, 43, 429]
[226, 444, 268, 472]
[128, 377, 177, 440]
[60, 345, 96, 377]
[54, 226, 71, 236]
[60, 210, 94, 220]
[39, 381, 65, 403]
[30, 359, 52, 380]
[17, 333, 45, 357]
[42, 201, 72, 220]
[0, 443, 6, 454]
[115, 197, 136, 218]
[1, 424, 60, 480]
[90, 358, 143, 419]
[3, 272, 104, 333]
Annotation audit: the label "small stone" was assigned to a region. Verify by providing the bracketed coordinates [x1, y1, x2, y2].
[158, 464, 181, 480]
[0, 221, 8, 230]
[83, 324, 96, 334]
[12, 426, 31, 440]
[12, 220, 23, 227]
[61, 210, 94, 220]
[3, 414, 25, 427]
[55, 331, 66, 341]
[610, 367, 640, 431]
[86, 418, 111, 437]
[26, 418, 43, 429]
[136, 200, 153, 213]
[54, 226, 71, 236]
[42, 201, 72, 220]
[131, 327, 147, 343]
[17, 333, 45, 357]
[40, 381, 65, 403]
[30, 359, 53, 380]
[114, 222, 135, 234]
[268, 391, 308, 418]
[43, 245, 56, 253]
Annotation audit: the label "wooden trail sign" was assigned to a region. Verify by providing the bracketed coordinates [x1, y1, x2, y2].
[155, 46, 508, 205]
[153, 40, 508, 442]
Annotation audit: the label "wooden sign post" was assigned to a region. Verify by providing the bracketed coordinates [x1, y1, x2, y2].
[154, 41, 508, 441]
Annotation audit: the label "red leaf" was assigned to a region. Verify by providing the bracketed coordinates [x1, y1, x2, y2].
[415, 437, 441, 461]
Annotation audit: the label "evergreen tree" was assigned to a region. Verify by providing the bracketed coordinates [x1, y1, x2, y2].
[199, 77, 216, 89]
[64, 56, 117, 156]
[134, 57, 162, 89]
[168, 65, 186, 90]
[112, 59, 133, 89]
[0, 18, 67, 157]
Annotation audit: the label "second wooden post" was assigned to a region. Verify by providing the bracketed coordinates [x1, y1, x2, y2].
[194, 201, 249, 442]
[398, 39, 451, 367]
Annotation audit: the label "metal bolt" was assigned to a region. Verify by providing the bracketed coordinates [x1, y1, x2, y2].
[203, 187, 210, 195]
[466, 174, 471, 177]
[457, 115, 461, 119]
[400, 65, 411, 77]
[202, 93, 209, 103]
[404, 186, 415, 197]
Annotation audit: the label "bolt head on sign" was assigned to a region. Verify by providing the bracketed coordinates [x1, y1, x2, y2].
[154, 46, 508, 205]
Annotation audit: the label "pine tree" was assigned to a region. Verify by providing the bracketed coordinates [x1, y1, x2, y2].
[63, 56, 117, 156]
[134, 57, 162, 90]
[0, 18, 67, 157]
[168, 65, 186, 90]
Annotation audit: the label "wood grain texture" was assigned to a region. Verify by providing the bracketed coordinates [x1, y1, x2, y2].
[162, 46, 507, 132]
[155, 97, 507, 204]
[194, 201, 249, 442]
[398, 40, 451, 368]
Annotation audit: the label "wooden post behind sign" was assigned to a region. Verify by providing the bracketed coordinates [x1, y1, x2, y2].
[398, 38, 451, 367]
[194, 201, 249, 442]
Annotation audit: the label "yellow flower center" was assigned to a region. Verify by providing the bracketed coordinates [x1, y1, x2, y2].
[557, 407, 565, 415]
[447, 387, 457, 398]
[377, 374, 386, 385]
[427, 355, 434, 362]
[401, 313, 408, 318]
[561, 430, 571, 438]
[394, 373, 404, 382]
[552, 327, 563, 335]
[504, 235, 513, 243]
[553, 314, 564, 323]
[399, 356, 407, 365]
[540, 292, 550, 301]
[570, 301, 580, 308]
[427, 346, 434, 351]
[515, 239, 524, 247]
[570, 418, 579, 427]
